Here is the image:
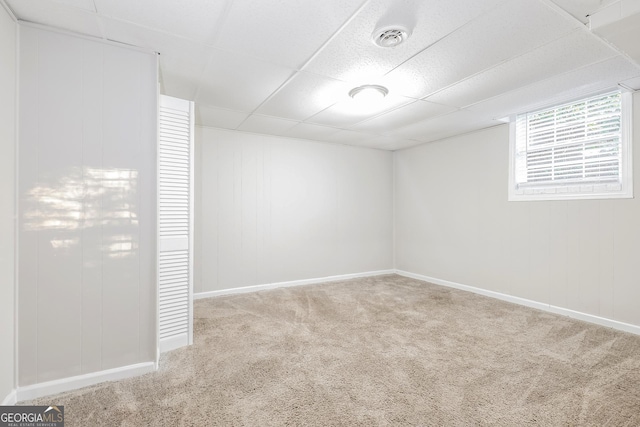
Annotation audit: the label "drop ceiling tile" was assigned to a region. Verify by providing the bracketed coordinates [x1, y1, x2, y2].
[386, 139, 424, 151]
[385, 0, 580, 99]
[102, 17, 185, 51]
[549, 0, 618, 23]
[466, 56, 640, 118]
[621, 76, 640, 91]
[304, 0, 504, 82]
[306, 94, 414, 128]
[622, 0, 640, 16]
[196, 105, 248, 130]
[588, 1, 625, 28]
[196, 49, 295, 112]
[364, 135, 411, 150]
[322, 130, 378, 146]
[214, 0, 365, 69]
[351, 100, 457, 133]
[94, 0, 229, 43]
[256, 72, 352, 121]
[103, 18, 211, 100]
[426, 29, 618, 108]
[8, 0, 102, 38]
[160, 62, 203, 101]
[51, 0, 96, 12]
[237, 115, 299, 136]
[284, 123, 341, 141]
[391, 109, 496, 143]
[592, 9, 640, 66]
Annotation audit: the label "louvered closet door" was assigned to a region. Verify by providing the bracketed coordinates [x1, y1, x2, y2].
[159, 95, 194, 353]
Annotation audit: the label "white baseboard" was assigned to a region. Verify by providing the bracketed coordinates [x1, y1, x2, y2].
[159, 333, 189, 353]
[2, 389, 17, 405]
[396, 270, 640, 336]
[194, 269, 395, 300]
[16, 362, 156, 402]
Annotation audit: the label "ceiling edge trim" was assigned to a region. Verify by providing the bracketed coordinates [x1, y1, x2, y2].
[18, 20, 158, 55]
[194, 123, 394, 152]
[391, 123, 506, 152]
[0, 0, 17, 22]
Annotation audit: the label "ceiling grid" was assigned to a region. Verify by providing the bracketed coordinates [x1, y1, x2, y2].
[7, 0, 640, 150]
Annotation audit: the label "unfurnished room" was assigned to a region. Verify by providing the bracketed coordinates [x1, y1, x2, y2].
[1, 0, 640, 425]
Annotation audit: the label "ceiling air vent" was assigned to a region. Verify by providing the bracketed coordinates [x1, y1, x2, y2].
[372, 25, 411, 48]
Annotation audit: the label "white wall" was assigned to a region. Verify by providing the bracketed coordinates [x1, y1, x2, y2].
[0, 2, 17, 403]
[196, 127, 393, 293]
[395, 92, 640, 327]
[17, 26, 157, 386]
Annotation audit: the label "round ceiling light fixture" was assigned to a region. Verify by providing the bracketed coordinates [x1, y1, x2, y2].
[348, 85, 389, 103]
[372, 25, 411, 48]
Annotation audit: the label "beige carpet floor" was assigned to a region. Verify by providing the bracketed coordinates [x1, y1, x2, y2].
[23, 274, 640, 426]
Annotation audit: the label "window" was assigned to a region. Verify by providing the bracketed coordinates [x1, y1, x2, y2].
[509, 90, 633, 201]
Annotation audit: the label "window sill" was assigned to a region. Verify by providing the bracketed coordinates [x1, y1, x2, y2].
[508, 189, 634, 202]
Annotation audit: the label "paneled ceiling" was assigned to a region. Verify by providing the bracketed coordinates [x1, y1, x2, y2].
[5, 0, 640, 150]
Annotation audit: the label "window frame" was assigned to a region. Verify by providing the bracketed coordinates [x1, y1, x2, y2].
[508, 89, 634, 201]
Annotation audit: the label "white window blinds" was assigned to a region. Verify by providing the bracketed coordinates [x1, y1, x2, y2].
[510, 90, 633, 201]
